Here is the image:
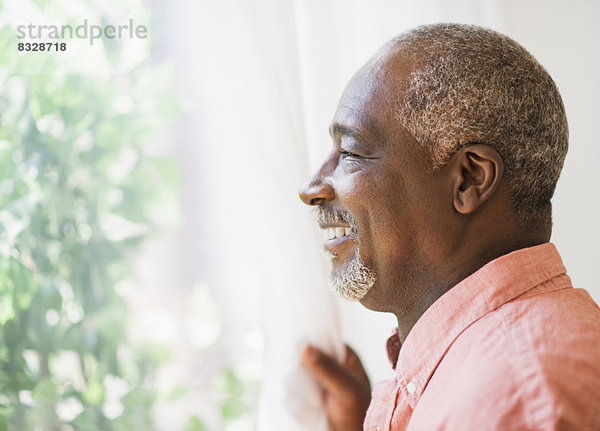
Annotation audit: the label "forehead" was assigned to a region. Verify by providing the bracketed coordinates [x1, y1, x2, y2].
[331, 49, 414, 142]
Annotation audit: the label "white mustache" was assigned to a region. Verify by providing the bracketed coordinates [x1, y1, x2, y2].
[316, 206, 358, 232]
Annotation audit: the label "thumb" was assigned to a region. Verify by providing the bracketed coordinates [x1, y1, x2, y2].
[302, 344, 357, 397]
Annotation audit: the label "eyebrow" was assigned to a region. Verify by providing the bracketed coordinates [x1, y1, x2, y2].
[329, 123, 365, 142]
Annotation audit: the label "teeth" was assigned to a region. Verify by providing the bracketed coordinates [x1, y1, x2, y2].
[328, 228, 335, 240]
[324, 227, 353, 241]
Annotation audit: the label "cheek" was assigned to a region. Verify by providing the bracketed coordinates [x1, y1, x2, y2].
[332, 168, 377, 207]
[370, 172, 413, 230]
[367, 174, 432, 263]
[332, 171, 378, 241]
[340, 174, 407, 258]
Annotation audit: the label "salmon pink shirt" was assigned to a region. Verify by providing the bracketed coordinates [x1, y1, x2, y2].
[364, 243, 600, 430]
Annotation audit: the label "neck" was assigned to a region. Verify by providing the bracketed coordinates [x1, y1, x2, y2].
[394, 228, 550, 344]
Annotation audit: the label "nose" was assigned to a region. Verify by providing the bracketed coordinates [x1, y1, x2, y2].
[298, 165, 335, 206]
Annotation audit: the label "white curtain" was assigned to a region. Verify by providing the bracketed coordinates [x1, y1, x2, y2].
[188, 2, 347, 429]
[157, 0, 600, 429]
[174, 2, 348, 429]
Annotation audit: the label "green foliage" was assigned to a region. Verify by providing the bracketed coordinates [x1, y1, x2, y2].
[183, 416, 205, 431]
[214, 368, 259, 428]
[0, 1, 185, 429]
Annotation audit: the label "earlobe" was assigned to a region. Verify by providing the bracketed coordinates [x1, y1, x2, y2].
[451, 144, 504, 215]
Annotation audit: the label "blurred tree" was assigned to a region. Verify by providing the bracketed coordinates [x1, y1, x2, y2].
[0, 0, 182, 429]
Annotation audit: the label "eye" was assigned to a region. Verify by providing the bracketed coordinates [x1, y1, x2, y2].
[340, 150, 360, 159]
[339, 150, 362, 170]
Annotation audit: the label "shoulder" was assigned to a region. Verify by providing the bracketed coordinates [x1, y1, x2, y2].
[494, 287, 600, 429]
[420, 287, 600, 430]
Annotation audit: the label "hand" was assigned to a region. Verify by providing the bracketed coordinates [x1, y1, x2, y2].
[302, 344, 371, 431]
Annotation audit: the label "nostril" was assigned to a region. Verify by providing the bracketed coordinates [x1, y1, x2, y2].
[298, 182, 335, 206]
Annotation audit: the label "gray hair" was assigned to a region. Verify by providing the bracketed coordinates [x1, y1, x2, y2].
[392, 23, 568, 224]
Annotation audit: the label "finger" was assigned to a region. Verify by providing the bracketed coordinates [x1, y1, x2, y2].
[302, 344, 356, 396]
[343, 345, 370, 388]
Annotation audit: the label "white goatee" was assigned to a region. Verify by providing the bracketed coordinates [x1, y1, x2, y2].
[326, 246, 376, 301]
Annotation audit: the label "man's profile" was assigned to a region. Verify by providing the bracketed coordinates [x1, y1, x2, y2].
[298, 23, 600, 430]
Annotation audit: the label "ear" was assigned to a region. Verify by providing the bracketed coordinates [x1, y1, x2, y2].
[450, 144, 504, 215]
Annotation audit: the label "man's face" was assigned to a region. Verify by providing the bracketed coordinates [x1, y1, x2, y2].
[299, 51, 452, 314]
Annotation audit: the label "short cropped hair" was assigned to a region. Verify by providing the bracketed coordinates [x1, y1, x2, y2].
[393, 23, 568, 223]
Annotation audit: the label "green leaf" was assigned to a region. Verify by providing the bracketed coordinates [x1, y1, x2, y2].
[0, 411, 9, 431]
[135, 342, 171, 367]
[2, 319, 21, 351]
[217, 369, 245, 398]
[221, 397, 246, 421]
[82, 380, 104, 406]
[31, 377, 59, 404]
[0, 296, 14, 325]
[163, 385, 188, 402]
[183, 416, 205, 431]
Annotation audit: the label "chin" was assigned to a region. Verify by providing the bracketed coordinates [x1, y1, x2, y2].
[357, 280, 399, 314]
[357, 285, 381, 310]
[327, 249, 376, 302]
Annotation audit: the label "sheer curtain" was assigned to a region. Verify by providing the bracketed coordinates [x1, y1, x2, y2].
[188, 3, 346, 429]
[155, 0, 600, 429]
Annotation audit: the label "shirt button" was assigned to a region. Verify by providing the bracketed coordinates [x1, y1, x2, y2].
[406, 380, 416, 394]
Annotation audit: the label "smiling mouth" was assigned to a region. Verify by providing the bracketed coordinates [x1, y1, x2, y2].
[316, 207, 357, 250]
[324, 226, 353, 240]
[320, 225, 356, 252]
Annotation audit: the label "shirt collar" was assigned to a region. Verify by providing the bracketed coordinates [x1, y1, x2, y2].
[386, 242, 570, 408]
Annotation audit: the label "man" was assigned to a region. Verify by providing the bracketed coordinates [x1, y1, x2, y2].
[298, 23, 600, 430]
